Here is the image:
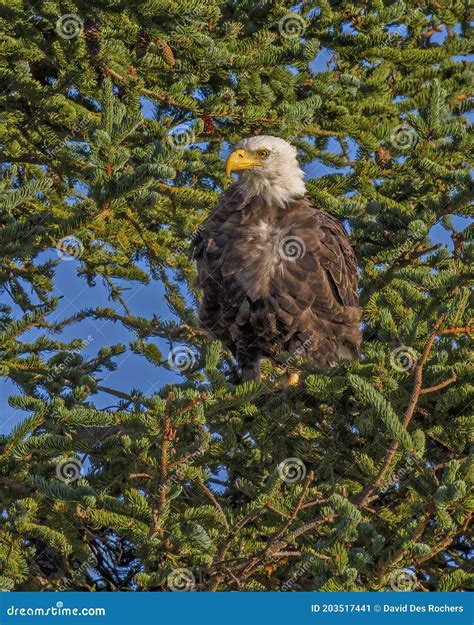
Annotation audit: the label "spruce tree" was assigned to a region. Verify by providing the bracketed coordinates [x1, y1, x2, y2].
[0, 0, 472, 592]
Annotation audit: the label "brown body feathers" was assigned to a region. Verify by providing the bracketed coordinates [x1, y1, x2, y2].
[193, 185, 361, 378]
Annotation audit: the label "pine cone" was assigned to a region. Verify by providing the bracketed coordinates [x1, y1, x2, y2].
[84, 19, 100, 58]
[203, 111, 215, 134]
[84, 18, 102, 80]
[375, 146, 391, 168]
[157, 39, 175, 66]
[136, 29, 150, 57]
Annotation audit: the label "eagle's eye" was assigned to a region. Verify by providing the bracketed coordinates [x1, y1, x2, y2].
[256, 148, 270, 159]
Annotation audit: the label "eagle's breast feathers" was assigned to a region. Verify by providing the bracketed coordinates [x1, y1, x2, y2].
[193, 185, 361, 373]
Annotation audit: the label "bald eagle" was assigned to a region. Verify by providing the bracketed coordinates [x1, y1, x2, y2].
[193, 136, 361, 381]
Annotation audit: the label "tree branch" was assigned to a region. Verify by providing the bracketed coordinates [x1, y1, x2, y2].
[357, 315, 446, 508]
[420, 372, 457, 395]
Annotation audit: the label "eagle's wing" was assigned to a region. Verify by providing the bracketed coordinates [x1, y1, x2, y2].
[191, 186, 248, 349]
[276, 201, 361, 364]
[193, 189, 361, 368]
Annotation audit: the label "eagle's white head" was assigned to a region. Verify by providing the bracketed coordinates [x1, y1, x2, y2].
[226, 135, 306, 208]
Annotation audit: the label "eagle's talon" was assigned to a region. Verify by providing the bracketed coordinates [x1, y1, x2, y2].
[287, 371, 300, 386]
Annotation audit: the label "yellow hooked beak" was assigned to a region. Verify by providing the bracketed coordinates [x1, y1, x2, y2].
[225, 149, 263, 176]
